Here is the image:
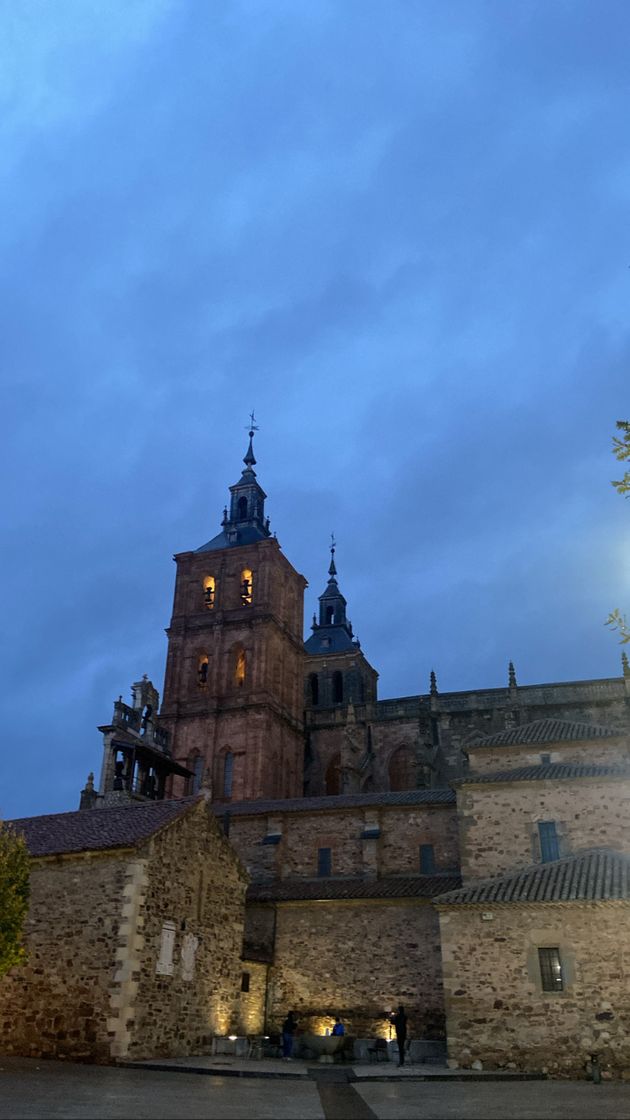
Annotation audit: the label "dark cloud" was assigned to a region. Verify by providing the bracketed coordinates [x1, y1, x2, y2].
[1, 0, 629, 818]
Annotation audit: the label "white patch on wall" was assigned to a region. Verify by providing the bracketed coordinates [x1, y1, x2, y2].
[156, 920, 177, 975]
[181, 933, 199, 981]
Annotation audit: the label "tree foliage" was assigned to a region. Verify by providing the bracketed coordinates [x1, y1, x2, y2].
[606, 420, 630, 645]
[0, 823, 30, 978]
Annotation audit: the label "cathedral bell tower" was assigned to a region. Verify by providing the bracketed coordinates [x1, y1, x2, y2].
[160, 422, 307, 803]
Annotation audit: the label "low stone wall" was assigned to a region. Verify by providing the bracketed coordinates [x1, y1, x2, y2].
[438, 899, 630, 1077]
[266, 898, 445, 1040]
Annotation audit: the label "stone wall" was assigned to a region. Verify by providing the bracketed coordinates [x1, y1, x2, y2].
[238, 960, 268, 1036]
[0, 800, 248, 1063]
[226, 802, 458, 882]
[0, 854, 126, 1061]
[437, 900, 630, 1076]
[266, 899, 445, 1040]
[457, 776, 630, 881]
[468, 737, 630, 775]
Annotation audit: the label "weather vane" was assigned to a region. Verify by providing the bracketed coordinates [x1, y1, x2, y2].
[247, 409, 259, 435]
[331, 531, 336, 551]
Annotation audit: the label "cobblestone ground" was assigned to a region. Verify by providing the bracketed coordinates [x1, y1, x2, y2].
[1, 1058, 629, 1120]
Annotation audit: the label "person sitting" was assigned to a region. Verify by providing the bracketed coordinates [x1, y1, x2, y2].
[331, 1017, 345, 1036]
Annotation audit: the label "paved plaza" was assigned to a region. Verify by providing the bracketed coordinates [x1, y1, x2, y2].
[1, 1057, 629, 1120]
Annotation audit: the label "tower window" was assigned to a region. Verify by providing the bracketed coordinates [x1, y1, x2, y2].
[538, 947, 564, 991]
[309, 673, 319, 705]
[325, 605, 334, 624]
[237, 496, 248, 520]
[203, 576, 215, 609]
[332, 671, 343, 704]
[235, 649, 246, 687]
[223, 751, 234, 800]
[325, 754, 341, 796]
[240, 568, 253, 605]
[317, 847, 332, 877]
[198, 655, 209, 686]
[538, 821, 560, 863]
[186, 754, 204, 795]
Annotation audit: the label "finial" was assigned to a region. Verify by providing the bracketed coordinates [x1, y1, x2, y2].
[430, 670, 438, 696]
[508, 661, 517, 688]
[311, 612, 318, 631]
[328, 532, 337, 578]
[85, 772, 94, 791]
[222, 505, 228, 526]
[622, 650, 630, 678]
[243, 410, 258, 468]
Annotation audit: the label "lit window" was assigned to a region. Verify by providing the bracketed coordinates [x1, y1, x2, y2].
[538, 947, 564, 991]
[240, 569, 253, 605]
[203, 576, 215, 609]
[198, 655, 209, 686]
[235, 649, 246, 687]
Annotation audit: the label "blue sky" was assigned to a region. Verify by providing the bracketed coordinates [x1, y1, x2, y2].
[1, 0, 628, 820]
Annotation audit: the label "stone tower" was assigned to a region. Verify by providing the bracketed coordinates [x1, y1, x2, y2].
[160, 426, 307, 803]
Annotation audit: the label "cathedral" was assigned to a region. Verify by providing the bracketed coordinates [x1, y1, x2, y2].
[3, 428, 630, 1076]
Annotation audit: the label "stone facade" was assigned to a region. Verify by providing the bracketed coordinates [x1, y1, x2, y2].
[457, 774, 630, 881]
[437, 900, 630, 1077]
[1, 799, 248, 1062]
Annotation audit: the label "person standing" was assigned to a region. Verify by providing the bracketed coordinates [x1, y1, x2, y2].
[331, 1017, 345, 1036]
[282, 1010, 298, 1060]
[390, 1005, 408, 1067]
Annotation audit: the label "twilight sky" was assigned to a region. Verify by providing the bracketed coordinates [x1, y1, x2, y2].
[1, 0, 629, 820]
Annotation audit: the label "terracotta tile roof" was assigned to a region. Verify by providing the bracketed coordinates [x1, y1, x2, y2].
[468, 717, 622, 749]
[215, 788, 455, 818]
[247, 873, 461, 902]
[7, 797, 201, 858]
[458, 763, 630, 785]
[435, 849, 630, 906]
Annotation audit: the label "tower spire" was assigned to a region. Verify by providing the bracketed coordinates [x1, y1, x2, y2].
[243, 410, 258, 469]
[329, 532, 337, 579]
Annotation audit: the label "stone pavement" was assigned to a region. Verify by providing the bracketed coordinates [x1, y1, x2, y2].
[1, 1056, 630, 1119]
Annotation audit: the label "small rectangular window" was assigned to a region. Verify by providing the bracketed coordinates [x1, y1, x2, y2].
[538, 821, 560, 862]
[317, 847, 332, 877]
[538, 947, 564, 991]
[540, 753, 551, 765]
[241, 971, 250, 993]
[420, 843, 436, 874]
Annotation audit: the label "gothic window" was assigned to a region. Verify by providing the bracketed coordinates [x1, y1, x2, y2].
[186, 754, 203, 795]
[538, 947, 564, 991]
[240, 568, 253, 605]
[203, 575, 215, 609]
[389, 746, 416, 791]
[317, 847, 332, 877]
[235, 649, 246, 688]
[325, 753, 341, 796]
[223, 751, 234, 800]
[309, 673, 319, 705]
[538, 821, 560, 862]
[237, 496, 248, 520]
[332, 671, 343, 704]
[197, 655, 209, 686]
[419, 844, 436, 874]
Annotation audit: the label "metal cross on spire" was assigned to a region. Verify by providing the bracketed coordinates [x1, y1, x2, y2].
[246, 409, 259, 436]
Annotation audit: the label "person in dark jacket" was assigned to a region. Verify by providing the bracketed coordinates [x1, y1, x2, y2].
[282, 1011, 298, 1060]
[390, 1005, 408, 1066]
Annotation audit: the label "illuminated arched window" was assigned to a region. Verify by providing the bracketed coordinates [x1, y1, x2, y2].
[197, 655, 209, 686]
[325, 753, 341, 796]
[235, 649, 246, 688]
[223, 751, 234, 800]
[332, 671, 343, 704]
[203, 576, 215, 609]
[240, 568, 253, 605]
[389, 746, 416, 791]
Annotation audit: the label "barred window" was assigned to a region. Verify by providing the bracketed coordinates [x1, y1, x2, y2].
[538, 820, 560, 862]
[538, 947, 564, 992]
